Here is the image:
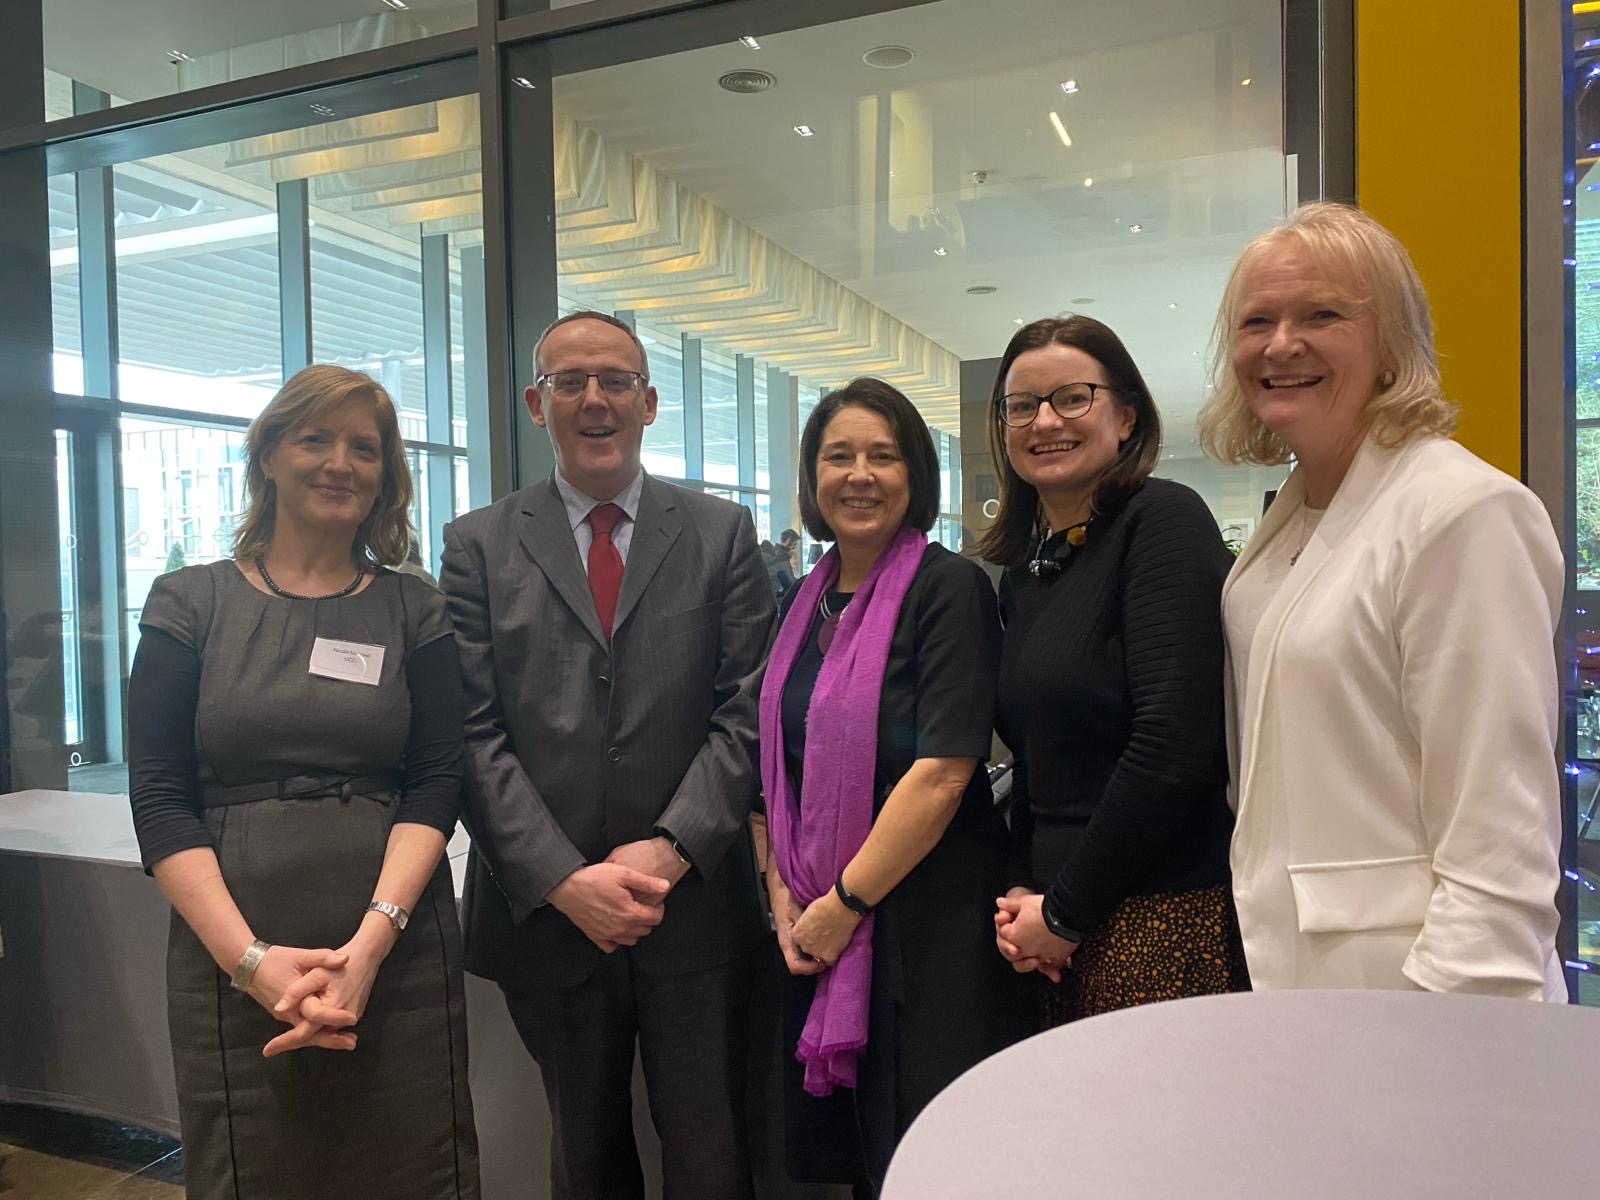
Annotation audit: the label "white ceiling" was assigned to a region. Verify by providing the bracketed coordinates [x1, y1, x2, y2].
[556, 0, 1285, 446]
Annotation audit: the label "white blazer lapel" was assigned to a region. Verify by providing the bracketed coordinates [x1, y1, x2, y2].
[1229, 438, 1414, 817]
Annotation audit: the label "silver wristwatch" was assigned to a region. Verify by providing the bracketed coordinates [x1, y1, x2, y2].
[367, 901, 410, 933]
[230, 938, 272, 992]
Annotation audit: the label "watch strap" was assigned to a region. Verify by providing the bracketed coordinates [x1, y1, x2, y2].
[230, 938, 272, 993]
[834, 875, 873, 917]
[367, 901, 409, 932]
[1041, 897, 1084, 944]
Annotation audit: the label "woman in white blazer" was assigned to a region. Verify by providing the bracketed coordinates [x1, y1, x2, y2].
[1199, 202, 1565, 999]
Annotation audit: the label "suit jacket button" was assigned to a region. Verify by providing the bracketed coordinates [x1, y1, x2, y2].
[597, 674, 610, 688]
[607, 746, 623, 762]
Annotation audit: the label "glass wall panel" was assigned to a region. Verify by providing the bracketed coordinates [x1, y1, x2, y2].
[50, 174, 83, 395]
[43, 1, 475, 117]
[639, 317, 687, 478]
[550, 0, 1286, 543]
[112, 154, 282, 416]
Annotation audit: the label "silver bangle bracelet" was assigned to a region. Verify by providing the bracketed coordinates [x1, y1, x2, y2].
[230, 938, 272, 993]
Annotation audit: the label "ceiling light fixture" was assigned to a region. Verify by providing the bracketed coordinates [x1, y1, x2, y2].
[1128, 223, 1144, 233]
[167, 49, 194, 62]
[309, 102, 336, 116]
[1083, 177, 1094, 188]
[512, 76, 536, 89]
[738, 35, 761, 50]
[1070, 296, 1095, 304]
[1167, 302, 1177, 309]
[1240, 77, 1252, 86]
[966, 285, 997, 295]
[793, 124, 815, 137]
[1014, 318, 1026, 325]
[933, 246, 948, 257]
[1048, 111, 1073, 148]
[1060, 79, 1079, 94]
[381, 0, 409, 9]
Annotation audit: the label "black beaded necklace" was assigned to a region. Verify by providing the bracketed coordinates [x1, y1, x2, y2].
[256, 556, 366, 600]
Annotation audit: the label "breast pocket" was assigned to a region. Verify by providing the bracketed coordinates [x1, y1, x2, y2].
[1286, 854, 1434, 934]
[660, 600, 719, 637]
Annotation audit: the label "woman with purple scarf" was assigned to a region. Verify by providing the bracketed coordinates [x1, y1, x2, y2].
[754, 378, 1025, 1193]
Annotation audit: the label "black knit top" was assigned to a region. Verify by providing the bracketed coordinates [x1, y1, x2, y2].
[996, 477, 1236, 935]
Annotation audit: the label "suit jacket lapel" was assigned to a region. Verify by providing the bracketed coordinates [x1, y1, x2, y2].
[518, 477, 609, 650]
[1231, 438, 1415, 814]
[613, 475, 682, 637]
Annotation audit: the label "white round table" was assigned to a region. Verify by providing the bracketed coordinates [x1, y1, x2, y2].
[883, 990, 1598, 1199]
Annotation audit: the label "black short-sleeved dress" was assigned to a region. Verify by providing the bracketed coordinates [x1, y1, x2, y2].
[129, 560, 479, 1200]
[776, 543, 1026, 1189]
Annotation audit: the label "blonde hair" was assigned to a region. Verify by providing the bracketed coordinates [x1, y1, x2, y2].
[1198, 201, 1458, 465]
[233, 364, 415, 567]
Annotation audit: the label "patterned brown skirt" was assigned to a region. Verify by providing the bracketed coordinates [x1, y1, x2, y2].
[1039, 882, 1250, 1029]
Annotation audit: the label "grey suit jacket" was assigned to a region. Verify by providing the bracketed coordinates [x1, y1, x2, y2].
[440, 474, 775, 987]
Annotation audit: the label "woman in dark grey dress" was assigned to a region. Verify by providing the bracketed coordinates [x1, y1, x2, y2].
[126, 365, 479, 1199]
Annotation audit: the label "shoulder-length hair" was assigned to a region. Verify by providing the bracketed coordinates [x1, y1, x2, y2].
[1198, 201, 1458, 466]
[797, 377, 941, 543]
[976, 315, 1162, 567]
[232, 364, 414, 567]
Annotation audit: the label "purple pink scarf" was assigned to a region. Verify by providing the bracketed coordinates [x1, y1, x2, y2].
[759, 524, 927, 1096]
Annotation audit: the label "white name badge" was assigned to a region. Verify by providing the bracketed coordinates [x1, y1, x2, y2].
[308, 637, 386, 686]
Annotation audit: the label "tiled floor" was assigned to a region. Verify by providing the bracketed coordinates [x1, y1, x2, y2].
[0, 1104, 182, 1197]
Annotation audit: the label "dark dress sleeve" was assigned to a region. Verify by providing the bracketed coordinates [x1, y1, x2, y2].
[127, 627, 210, 872]
[1044, 488, 1231, 932]
[394, 576, 465, 835]
[907, 553, 999, 762]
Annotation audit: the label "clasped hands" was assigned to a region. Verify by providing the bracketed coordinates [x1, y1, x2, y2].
[768, 872, 861, 976]
[240, 912, 399, 1058]
[994, 887, 1077, 984]
[548, 837, 689, 953]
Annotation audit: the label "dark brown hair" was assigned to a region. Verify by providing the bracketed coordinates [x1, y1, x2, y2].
[797, 377, 940, 543]
[976, 316, 1162, 566]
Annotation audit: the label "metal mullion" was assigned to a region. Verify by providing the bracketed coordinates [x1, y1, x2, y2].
[277, 180, 313, 376]
[460, 242, 492, 508]
[766, 366, 796, 535]
[682, 335, 704, 479]
[735, 353, 755, 489]
[73, 85, 119, 402]
[422, 233, 455, 561]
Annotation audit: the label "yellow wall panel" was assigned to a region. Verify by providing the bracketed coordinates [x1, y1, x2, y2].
[1357, 0, 1523, 476]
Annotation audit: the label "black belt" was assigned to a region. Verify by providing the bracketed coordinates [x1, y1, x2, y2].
[200, 772, 400, 809]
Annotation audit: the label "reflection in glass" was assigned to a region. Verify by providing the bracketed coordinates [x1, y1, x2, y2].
[55, 432, 83, 746]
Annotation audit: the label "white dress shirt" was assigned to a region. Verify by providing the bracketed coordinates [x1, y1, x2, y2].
[553, 469, 645, 570]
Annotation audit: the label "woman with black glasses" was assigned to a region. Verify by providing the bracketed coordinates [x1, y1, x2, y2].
[984, 316, 1248, 1028]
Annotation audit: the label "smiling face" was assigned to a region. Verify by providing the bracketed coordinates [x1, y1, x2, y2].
[814, 404, 911, 554]
[262, 400, 384, 541]
[1001, 344, 1135, 509]
[1230, 243, 1386, 461]
[527, 318, 658, 498]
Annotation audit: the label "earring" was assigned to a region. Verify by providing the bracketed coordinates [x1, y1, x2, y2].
[1378, 369, 1396, 388]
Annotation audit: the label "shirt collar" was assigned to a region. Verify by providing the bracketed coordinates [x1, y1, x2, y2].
[553, 468, 645, 532]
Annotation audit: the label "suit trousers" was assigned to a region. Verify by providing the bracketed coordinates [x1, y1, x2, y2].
[503, 949, 756, 1200]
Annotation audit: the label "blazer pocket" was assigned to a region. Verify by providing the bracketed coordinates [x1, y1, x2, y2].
[1286, 854, 1433, 934]
[662, 600, 719, 634]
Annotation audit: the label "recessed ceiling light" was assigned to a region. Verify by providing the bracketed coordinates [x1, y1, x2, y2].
[1128, 223, 1144, 233]
[793, 124, 816, 137]
[309, 102, 336, 116]
[512, 76, 536, 89]
[966, 285, 997, 295]
[381, 0, 409, 9]
[1240, 77, 1252, 86]
[864, 46, 915, 69]
[1048, 111, 1073, 148]
[1167, 302, 1177, 309]
[933, 246, 948, 257]
[1014, 318, 1026, 325]
[739, 35, 761, 50]
[1060, 79, 1079, 94]
[1083, 177, 1094, 188]
[167, 49, 194, 62]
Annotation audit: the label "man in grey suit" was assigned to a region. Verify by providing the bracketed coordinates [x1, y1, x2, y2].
[440, 312, 774, 1199]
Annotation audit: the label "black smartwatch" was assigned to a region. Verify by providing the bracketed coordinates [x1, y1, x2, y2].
[653, 827, 694, 870]
[834, 875, 874, 917]
[1041, 897, 1085, 944]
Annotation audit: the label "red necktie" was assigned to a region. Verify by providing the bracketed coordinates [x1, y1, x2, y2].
[587, 503, 625, 639]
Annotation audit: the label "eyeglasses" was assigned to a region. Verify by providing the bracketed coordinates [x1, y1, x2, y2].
[537, 370, 648, 400]
[998, 381, 1117, 428]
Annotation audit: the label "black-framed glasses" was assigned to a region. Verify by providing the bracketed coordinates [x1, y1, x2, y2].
[998, 381, 1116, 427]
[536, 370, 648, 400]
